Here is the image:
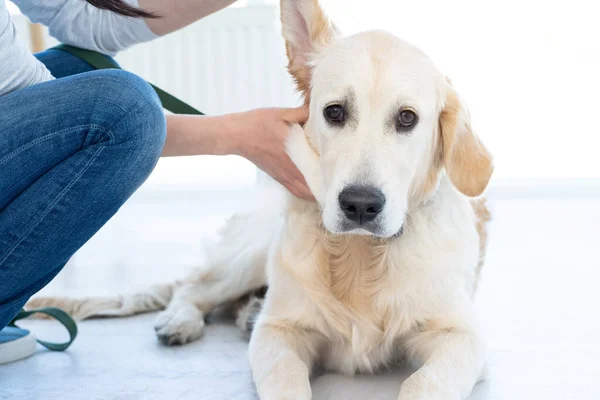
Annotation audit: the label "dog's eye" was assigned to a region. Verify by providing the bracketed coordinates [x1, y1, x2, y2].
[397, 110, 417, 130]
[324, 104, 345, 124]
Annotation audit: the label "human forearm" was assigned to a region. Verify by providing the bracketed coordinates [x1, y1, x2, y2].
[139, 0, 238, 36]
[162, 113, 242, 157]
[161, 107, 314, 200]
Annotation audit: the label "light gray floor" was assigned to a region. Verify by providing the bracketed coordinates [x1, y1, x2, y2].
[2, 186, 599, 400]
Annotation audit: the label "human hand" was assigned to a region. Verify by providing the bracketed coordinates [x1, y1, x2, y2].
[233, 106, 315, 201]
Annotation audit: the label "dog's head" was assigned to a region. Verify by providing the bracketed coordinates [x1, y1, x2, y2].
[282, 0, 493, 237]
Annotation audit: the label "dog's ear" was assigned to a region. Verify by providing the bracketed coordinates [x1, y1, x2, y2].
[439, 85, 493, 197]
[281, 0, 337, 101]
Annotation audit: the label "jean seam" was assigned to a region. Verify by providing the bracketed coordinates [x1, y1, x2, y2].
[0, 144, 106, 267]
[0, 124, 109, 166]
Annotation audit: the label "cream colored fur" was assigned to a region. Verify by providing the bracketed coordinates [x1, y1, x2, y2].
[27, 1, 494, 398]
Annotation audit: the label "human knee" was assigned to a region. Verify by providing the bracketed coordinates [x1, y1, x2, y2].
[99, 70, 166, 170]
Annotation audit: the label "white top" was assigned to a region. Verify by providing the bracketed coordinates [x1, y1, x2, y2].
[0, 0, 157, 96]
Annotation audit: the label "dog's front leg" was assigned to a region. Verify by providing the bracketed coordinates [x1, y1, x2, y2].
[249, 322, 316, 400]
[399, 318, 485, 400]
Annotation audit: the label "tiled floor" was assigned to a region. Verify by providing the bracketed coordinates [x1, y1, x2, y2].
[2, 185, 599, 400]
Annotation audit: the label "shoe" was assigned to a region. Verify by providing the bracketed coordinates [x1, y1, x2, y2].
[0, 326, 37, 365]
[1, 307, 78, 364]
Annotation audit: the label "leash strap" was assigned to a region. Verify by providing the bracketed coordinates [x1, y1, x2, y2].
[9, 308, 78, 352]
[52, 44, 204, 115]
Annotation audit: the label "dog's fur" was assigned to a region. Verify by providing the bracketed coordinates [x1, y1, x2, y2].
[27, 1, 494, 398]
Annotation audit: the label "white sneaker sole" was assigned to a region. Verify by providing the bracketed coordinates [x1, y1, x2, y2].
[0, 332, 37, 365]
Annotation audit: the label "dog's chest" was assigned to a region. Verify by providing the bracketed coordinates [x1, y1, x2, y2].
[277, 205, 473, 375]
[314, 237, 417, 374]
[316, 285, 413, 375]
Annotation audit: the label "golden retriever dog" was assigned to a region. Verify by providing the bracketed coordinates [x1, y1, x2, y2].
[28, 0, 493, 398]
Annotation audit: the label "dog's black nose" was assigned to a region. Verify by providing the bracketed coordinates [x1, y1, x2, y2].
[338, 186, 385, 224]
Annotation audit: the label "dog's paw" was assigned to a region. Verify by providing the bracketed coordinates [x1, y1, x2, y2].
[398, 375, 452, 400]
[154, 304, 205, 345]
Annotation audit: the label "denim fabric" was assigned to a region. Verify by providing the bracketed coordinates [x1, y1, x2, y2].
[0, 50, 166, 329]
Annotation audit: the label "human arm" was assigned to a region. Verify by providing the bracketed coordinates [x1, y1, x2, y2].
[139, 0, 237, 36]
[0, 1, 53, 96]
[163, 106, 315, 201]
[11, 0, 238, 56]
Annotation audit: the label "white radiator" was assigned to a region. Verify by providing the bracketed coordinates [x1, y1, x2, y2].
[12, 4, 301, 188]
[115, 6, 300, 115]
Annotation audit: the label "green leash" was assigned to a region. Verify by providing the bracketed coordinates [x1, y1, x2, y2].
[9, 308, 78, 352]
[52, 44, 204, 115]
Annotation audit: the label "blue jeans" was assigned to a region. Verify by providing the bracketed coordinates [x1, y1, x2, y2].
[0, 50, 166, 329]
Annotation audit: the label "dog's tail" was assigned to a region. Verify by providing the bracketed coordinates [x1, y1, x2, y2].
[25, 282, 178, 320]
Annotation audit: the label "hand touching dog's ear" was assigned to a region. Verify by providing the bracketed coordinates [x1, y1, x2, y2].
[235, 107, 314, 201]
[439, 85, 494, 197]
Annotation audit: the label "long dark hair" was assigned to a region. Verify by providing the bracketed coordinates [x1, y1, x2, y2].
[85, 0, 156, 18]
